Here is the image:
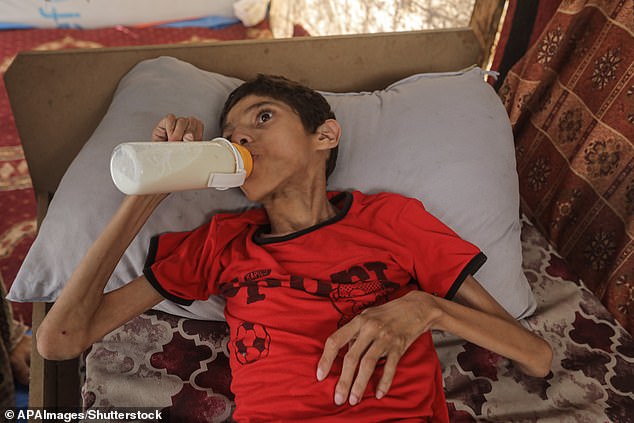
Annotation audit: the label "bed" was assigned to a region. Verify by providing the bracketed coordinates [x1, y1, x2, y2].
[4, 9, 634, 423]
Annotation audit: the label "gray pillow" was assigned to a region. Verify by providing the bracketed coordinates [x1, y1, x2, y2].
[9, 57, 536, 319]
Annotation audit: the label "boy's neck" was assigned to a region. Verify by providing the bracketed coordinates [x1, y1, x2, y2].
[260, 186, 337, 237]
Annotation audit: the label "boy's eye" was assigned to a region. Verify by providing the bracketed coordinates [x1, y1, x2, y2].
[257, 110, 273, 124]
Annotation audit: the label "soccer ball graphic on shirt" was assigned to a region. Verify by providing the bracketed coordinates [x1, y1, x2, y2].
[234, 322, 271, 364]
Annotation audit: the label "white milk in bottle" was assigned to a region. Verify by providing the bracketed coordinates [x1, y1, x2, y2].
[110, 137, 253, 195]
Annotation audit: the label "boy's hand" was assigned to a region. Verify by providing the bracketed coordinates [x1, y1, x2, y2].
[316, 290, 440, 406]
[152, 114, 204, 142]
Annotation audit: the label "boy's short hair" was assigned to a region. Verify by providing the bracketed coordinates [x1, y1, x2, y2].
[219, 74, 338, 179]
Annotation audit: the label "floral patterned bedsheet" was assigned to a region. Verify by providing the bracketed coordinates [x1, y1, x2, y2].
[81, 217, 634, 422]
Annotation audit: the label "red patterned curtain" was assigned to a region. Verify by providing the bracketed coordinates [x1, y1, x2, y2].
[498, 0, 633, 334]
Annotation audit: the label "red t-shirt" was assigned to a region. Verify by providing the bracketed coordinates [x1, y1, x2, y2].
[144, 191, 486, 422]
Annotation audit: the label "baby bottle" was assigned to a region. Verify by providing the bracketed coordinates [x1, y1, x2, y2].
[110, 137, 253, 195]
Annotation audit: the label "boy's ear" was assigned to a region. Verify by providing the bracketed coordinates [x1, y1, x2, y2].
[314, 119, 341, 151]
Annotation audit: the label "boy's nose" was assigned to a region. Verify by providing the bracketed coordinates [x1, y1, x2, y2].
[234, 132, 253, 145]
[232, 128, 253, 146]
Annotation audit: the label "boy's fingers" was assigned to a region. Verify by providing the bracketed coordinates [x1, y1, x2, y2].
[170, 117, 190, 141]
[154, 114, 203, 142]
[183, 117, 196, 141]
[348, 341, 385, 405]
[334, 328, 373, 406]
[317, 320, 359, 382]
[163, 114, 177, 136]
[184, 118, 203, 141]
[190, 117, 204, 141]
[152, 114, 175, 141]
[376, 351, 398, 399]
[152, 126, 167, 141]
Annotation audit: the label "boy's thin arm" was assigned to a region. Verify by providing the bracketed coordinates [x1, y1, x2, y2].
[453, 275, 517, 322]
[37, 117, 202, 361]
[318, 275, 552, 406]
[453, 276, 550, 376]
[37, 195, 166, 361]
[433, 288, 552, 376]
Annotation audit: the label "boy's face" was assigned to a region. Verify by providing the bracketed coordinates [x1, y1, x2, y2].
[222, 94, 327, 203]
